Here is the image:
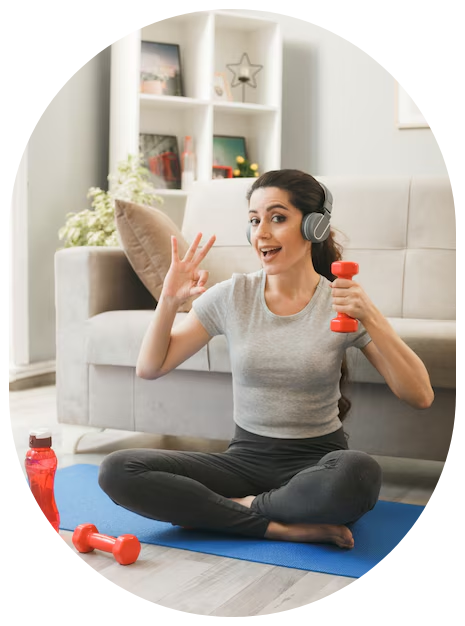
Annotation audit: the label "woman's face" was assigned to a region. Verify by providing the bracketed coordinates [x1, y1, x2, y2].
[248, 186, 311, 274]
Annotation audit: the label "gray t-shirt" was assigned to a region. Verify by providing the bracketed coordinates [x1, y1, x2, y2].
[192, 269, 372, 439]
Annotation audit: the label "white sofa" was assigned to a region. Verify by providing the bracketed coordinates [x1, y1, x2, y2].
[55, 176, 456, 461]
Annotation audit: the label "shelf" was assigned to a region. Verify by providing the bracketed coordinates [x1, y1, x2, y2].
[110, 11, 282, 204]
[140, 96, 278, 115]
[213, 101, 278, 116]
[140, 94, 210, 110]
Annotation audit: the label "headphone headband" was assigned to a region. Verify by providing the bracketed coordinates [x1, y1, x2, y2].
[318, 181, 333, 217]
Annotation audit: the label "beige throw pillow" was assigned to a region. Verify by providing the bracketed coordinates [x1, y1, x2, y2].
[115, 199, 195, 312]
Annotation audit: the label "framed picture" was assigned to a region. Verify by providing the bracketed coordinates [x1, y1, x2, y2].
[213, 72, 232, 102]
[213, 135, 247, 170]
[140, 41, 183, 97]
[212, 165, 233, 179]
[395, 82, 429, 129]
[139, 133, 181, 189]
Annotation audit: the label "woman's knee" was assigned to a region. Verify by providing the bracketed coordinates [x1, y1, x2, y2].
[319, 450, 383, 518]
[98, 450, 135, 500]
[351, 451, 382, 496]
[321, 450, 382, 486]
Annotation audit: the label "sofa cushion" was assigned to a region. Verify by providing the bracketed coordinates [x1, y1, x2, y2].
[114, 199, 195, 312]
[182, 178, 253, 248]
[181, 179, 261, 285]
[407, 176, 455, 250]
[339, 249, 405, 318]
[85, 310, 209, 372]
[327, 176, 411, 318]
[327, 176, 411, 250]
[402, 249, 456, 320]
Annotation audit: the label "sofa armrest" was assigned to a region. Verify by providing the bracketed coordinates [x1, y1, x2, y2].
[54, 247, 155, 426]
[55, 247, 155, 324]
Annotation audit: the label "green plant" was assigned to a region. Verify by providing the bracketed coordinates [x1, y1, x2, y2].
[58, 154, 162, 248]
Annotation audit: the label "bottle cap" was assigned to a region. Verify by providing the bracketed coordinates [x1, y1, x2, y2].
[29, 429, 52, 448]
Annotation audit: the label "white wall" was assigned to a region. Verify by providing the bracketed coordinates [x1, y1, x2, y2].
[28, 50, 110, 361]
[16, 10, 448, 368]
[26, 47, 111, 364]
[238, 10, 447, 176]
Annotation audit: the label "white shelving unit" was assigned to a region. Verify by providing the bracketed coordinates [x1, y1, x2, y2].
[109, 10, 282, 213]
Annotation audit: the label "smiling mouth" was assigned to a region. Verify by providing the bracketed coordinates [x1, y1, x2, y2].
[261, 247, 282, 260]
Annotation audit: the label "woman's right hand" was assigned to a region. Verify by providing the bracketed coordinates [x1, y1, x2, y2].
[162, 232, 216, 306]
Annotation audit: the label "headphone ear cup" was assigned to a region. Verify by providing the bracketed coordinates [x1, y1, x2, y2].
[246, 223, 252, 244]
[302, 213, 331, 243]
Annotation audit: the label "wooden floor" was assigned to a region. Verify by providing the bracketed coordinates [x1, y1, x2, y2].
[10, 385, 444, 616]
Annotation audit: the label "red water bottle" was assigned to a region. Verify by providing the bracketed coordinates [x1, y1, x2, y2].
[25, 430, 60, 532]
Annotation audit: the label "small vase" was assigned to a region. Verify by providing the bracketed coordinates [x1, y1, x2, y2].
[141, 80, 164, 95]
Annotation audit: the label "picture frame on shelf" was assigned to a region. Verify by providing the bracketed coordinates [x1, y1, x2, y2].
[213, 135, 247, 171]
[140, 41, 184, 97]
[213, 72, 232, 102]
[139, 133, 181, 189]
[212, 165, 233, 179]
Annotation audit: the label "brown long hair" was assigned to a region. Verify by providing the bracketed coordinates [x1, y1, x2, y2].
[246, 169, 352, 422]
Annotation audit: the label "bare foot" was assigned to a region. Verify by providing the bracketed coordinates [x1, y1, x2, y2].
[265, 521, 354, 549]
[230, 495, 256, 508]
[229, 496, 354, 549]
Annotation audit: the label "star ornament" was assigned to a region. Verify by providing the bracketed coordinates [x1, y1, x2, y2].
[227, 53, 263, 89]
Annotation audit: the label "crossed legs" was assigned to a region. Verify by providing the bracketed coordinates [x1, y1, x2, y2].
[98, 447, 382, 548]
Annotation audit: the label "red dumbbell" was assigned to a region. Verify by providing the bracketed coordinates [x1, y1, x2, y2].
[72, 524, 141, 565]
[330, 261, 359, 333]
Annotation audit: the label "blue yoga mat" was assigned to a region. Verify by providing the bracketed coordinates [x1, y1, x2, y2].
[55, 464, 424, 579]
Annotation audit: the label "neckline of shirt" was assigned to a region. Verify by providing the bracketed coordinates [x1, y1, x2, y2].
[259, 270, 325, 320]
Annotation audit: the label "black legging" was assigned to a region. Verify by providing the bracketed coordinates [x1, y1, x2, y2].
[98, 425, 382, 538]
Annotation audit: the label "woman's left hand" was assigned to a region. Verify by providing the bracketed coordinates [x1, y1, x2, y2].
[330, 278, 375, 323]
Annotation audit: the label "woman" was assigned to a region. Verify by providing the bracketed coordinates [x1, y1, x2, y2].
[99, 170, 434, 549]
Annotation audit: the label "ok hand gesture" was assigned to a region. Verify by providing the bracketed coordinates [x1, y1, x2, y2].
[162, 232, 216, 306]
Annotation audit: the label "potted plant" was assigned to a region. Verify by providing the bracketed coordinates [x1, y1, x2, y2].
[233, 155, 260, 178]
[58, 153, 162, 248]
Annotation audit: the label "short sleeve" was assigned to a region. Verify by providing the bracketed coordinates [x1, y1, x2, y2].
[346, 321, 372, 349]
[191, 278, 233, 337]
